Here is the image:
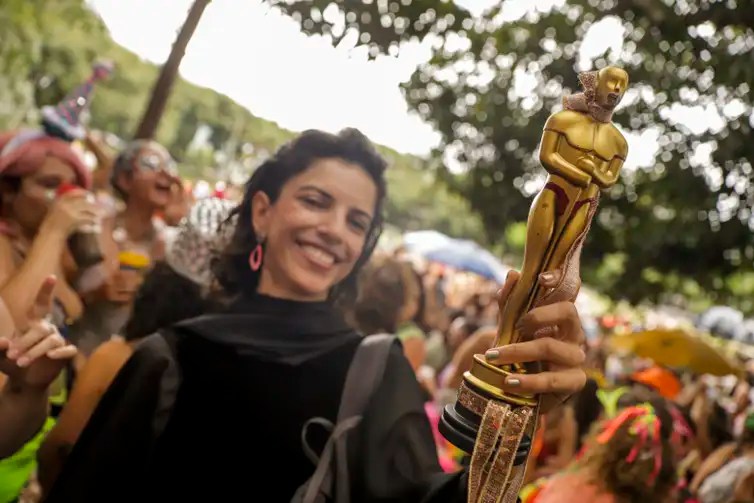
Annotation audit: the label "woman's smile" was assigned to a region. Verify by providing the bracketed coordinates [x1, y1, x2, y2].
[296, 240, 339, 270]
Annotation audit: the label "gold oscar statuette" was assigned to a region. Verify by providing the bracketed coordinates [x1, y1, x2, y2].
[440, 67, 630, 501]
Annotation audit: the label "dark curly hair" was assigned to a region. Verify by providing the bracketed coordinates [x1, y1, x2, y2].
[212, 128, 387, 302]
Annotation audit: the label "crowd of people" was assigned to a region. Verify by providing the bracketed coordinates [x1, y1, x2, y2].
[0, 80, 752, 503]
[352, 251, 754, 503]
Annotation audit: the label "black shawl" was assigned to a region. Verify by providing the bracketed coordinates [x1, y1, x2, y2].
[45, 295, 468, 502]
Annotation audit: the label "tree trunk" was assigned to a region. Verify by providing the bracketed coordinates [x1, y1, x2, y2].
[134, 0, 211, 140]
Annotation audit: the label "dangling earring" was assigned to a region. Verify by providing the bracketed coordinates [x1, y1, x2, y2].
[249, 240, 264, 271]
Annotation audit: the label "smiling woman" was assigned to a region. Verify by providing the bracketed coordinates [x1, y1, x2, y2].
[47, 128, 586, 503]
[250, 158, 377, 301]
[213, 128, 386, 304]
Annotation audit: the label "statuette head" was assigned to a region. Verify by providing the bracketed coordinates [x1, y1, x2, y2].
[595, 67, 629, 111]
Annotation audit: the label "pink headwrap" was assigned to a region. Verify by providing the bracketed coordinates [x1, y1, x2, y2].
[0, 129, 92, 189]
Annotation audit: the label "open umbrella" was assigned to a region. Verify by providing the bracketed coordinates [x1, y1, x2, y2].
[697, 305, 743, 340]
[609, 328, 743, 377]
[733, 319, 754, 345]
[402, 230, 453, 254]
[403, 231, 510, 282]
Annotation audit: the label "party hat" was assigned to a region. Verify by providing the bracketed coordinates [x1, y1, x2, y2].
[41, 60, 114, 142]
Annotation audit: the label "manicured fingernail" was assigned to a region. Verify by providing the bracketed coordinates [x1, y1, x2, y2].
[6, 349, 18, 359]
[506, 377, 521, 387]
[17, 357, 29, 367]
[485, 349, 500, 361]
[540, 272, 555, 282]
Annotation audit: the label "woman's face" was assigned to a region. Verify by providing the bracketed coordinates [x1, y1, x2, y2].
[9, 156, 77, 233]
[118, 144, 176, 209]
[253, 158, 377, 301]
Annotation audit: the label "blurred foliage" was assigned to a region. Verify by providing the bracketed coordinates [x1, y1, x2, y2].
[379, 148, 487, 242]
[0, 0, 292, 156]
[277, 0, 754, 312]
[0, 0, 484, 244]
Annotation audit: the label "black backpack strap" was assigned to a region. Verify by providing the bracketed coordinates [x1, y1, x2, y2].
[295, 333, 396, 503]
[337, 333, 395, 421]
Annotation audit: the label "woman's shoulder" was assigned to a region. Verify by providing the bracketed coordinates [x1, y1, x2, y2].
[536, 471, 615, 503]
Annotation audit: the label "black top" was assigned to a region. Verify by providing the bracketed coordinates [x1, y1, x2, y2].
[46, 295, 468, 502]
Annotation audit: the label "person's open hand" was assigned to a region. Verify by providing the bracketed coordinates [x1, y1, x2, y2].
[0, 276, 77, 391]
[484, 270, 586, 412]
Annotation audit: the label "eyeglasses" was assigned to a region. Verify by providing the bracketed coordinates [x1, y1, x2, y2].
[135, 151, 177, 176]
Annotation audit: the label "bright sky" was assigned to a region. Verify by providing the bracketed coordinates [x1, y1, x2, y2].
[88, 0, 441, 155]
[87, 0, 726, 167]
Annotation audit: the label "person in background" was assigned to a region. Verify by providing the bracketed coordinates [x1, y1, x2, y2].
[0, 130, 107, 461]
[351, 255, 457, 467]
[0, 130, 99, 334]
[38, 197, 231, 494]
[426, 315, 480, 376]
[463, 292, 484, 322]
[691, 412, 754, 502]
[0, 278, 78, 458]
[414, 265, 449, 336]
[571, 378, 604, 450]
[446, 316, 480, 358]
[352, 256, 428, 385]
[424, 308, 464, 372]
[630, 366, 682, 401]
[68, 140, 178, 358]
[439, 325, 497, 391]
[0, 277, 78, 502]
[728, 380, 751, 439]
[677, 381, 730, 462]
[526, 403, 679, 503]
[529, 404, 578, 480]
[108, 139, 180, 263]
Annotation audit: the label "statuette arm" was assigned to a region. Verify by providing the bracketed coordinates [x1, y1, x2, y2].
[592, 156, 625, 188]
[539, 130, 591, 188]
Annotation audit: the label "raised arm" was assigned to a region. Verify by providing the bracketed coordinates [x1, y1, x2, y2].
[0, 190, 99, 327]
[0, 278, 77, 458]
[84, 134, 116, 194]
